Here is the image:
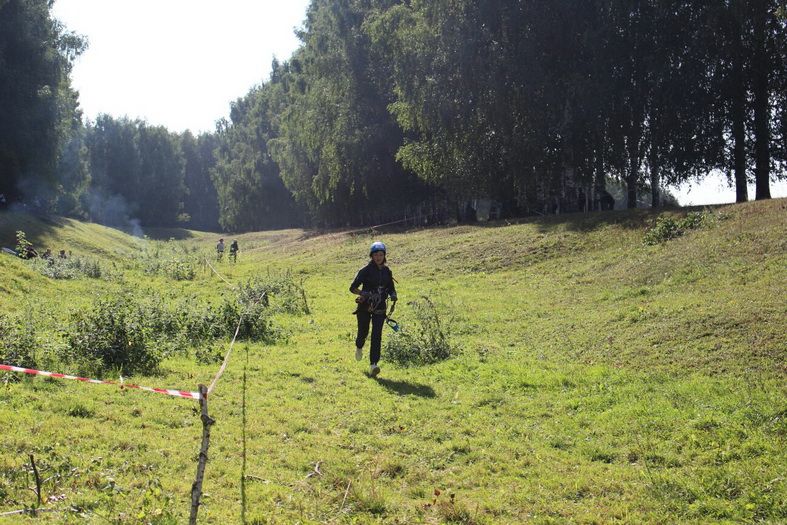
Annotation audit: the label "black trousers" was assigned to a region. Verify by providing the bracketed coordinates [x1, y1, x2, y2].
[356, 310, 386, 365]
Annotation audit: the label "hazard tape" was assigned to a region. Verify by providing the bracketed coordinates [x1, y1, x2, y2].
[0, 364, 202, 400]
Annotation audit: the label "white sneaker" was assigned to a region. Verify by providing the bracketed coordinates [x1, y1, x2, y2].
[355, 346, 363, 361]
[370, 363, 380, 377]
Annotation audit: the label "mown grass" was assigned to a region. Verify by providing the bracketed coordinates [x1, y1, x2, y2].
[0, 200, 785, 523]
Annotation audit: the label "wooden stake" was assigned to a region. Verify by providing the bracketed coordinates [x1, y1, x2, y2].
[189, 385, 214, 525]
[29, 454, 42, 508]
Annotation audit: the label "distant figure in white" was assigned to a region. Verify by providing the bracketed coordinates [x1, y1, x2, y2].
[216, 238, 225, 261]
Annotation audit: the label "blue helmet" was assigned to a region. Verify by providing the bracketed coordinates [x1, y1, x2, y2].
[369, 241, 386, 256]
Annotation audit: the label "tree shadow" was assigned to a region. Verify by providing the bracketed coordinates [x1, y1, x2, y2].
[481, 208, 666, 234]
[371, 376, 436, 398]
[141, 227, 195, 240]
[0, 210, 69, 249]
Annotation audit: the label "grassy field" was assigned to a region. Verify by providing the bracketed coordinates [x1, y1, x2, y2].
[0, 200, 785, 524]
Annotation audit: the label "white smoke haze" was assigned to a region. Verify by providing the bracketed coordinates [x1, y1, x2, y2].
[85, 189, 144, 237]
[8, 176, 146, 238]
[15, 176, 58, 212]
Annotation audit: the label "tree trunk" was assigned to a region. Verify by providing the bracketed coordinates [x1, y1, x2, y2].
[752, 0, 771, 200]
[594, 142, 605, 211]
[726, 0, 750, 203]
[731, 31, 749, 202]
[650, 154, 660, 208]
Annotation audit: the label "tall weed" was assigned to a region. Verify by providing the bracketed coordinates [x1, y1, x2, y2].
[134, 239, 199, 280]
[63, 294, 161, 376]
[28, 255, 103, 279]
[385, 297, 456, 367]
[0, 313, 37, 369]
[643, 210, 716, 245]
[238, 271, 310, 314]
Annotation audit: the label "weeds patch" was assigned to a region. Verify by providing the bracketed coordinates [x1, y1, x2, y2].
[643, 210, 716, 245]
[63, 294, 162, 376]
[27, 255, 104, 279]
[134, 238, 200, 281]
[0, 312, 38, 369]
[385, 297, 456, 367]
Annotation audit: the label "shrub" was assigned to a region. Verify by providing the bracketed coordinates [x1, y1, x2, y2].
[643, 211, 713, 245]
[29, 255, 103, 279]
[15, 230, 32, 256]
[136, 239, 198, 281]
[384, 297, 456, 367]
[238, 272, 310, 314]
[0, 313, 37, 369]
[195, 343, 225, 364]
[64, 294, 161, 376]
[217, 294, 278, 342]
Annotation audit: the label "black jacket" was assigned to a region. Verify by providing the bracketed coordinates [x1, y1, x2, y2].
[350, 262, 397, 313]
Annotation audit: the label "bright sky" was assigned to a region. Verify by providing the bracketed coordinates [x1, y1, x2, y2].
[673, 172, 786, 205]
[52, 0, 310, 134]
[52, 0, 785, 206]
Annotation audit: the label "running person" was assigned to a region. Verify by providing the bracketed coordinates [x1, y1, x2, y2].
[350, 241, 397, 377]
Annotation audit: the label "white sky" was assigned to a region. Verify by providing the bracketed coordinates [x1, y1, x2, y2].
[52, 0, 785, 206]
[52, 0, 310, 134]
[673, 172, 786, 206]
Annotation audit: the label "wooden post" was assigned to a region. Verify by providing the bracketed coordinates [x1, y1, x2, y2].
[189, 385, 214, 525]
[29, 454, 42, 509]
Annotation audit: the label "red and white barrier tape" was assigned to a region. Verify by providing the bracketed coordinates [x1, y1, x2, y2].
[0, 364, 201, 400]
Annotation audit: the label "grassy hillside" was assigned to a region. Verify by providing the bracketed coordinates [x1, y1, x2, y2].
[0, 200, 784, 524]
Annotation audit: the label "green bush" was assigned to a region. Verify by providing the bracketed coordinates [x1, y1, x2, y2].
[64, 294, 161, 376]
[643, 211, 712, 245]
[135, 239, 199, 281]
[15, 230, 32, 256]
[384, 297, 456, 367]
[237, 272, 310, 314]
[29, 255, 103, 279]
[217, 294, 278, 342]
[0, 313, 37, 369]
[60, 284, 289, 375]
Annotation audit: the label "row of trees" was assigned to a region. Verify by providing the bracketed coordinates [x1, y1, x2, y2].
[2, 0, 786, 230]
[0, 0, 219, 229]
[213, 0, 787, 227]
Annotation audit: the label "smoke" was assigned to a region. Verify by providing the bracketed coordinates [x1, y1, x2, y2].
[14, 176, 57, 212]
[85, 189, 144, 237]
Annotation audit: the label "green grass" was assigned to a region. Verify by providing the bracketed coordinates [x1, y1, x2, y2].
[0, 200, 785, 523]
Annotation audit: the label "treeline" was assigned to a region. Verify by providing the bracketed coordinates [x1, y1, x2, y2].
[2, 0, 786, 231]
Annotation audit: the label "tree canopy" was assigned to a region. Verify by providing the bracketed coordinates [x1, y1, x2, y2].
[2, 0, 785, 230]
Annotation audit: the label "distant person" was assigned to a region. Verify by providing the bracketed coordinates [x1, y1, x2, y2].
[216, 238, 225, 261]
[23, 244, 38, 259]
[229, 240, 239, 263]
[350, 241, 398, 377]
[42, 248, 52, 259]
[58, 249, 67, 259]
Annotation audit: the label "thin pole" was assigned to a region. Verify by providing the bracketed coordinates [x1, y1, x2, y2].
[189, 385, 214, 524]
[29, 454, 42, 508]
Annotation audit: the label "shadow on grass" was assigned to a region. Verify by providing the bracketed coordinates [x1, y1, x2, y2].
[0, 210, 70, 249]
[372, 376, 436, 398]
[141, 227, 195, 240]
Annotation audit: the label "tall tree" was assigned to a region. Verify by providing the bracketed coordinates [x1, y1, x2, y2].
[212, 67, 302, 232]
[181, 131, 220, 231]
[0, 0, 85, 204]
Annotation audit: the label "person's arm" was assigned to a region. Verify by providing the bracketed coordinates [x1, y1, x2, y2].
[349, 268, 365, 296]
[388, 270, 397, 302]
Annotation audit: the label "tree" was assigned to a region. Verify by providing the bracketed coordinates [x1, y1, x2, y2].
[181, 131, 220, 231]
[0, 0, 85, 204]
